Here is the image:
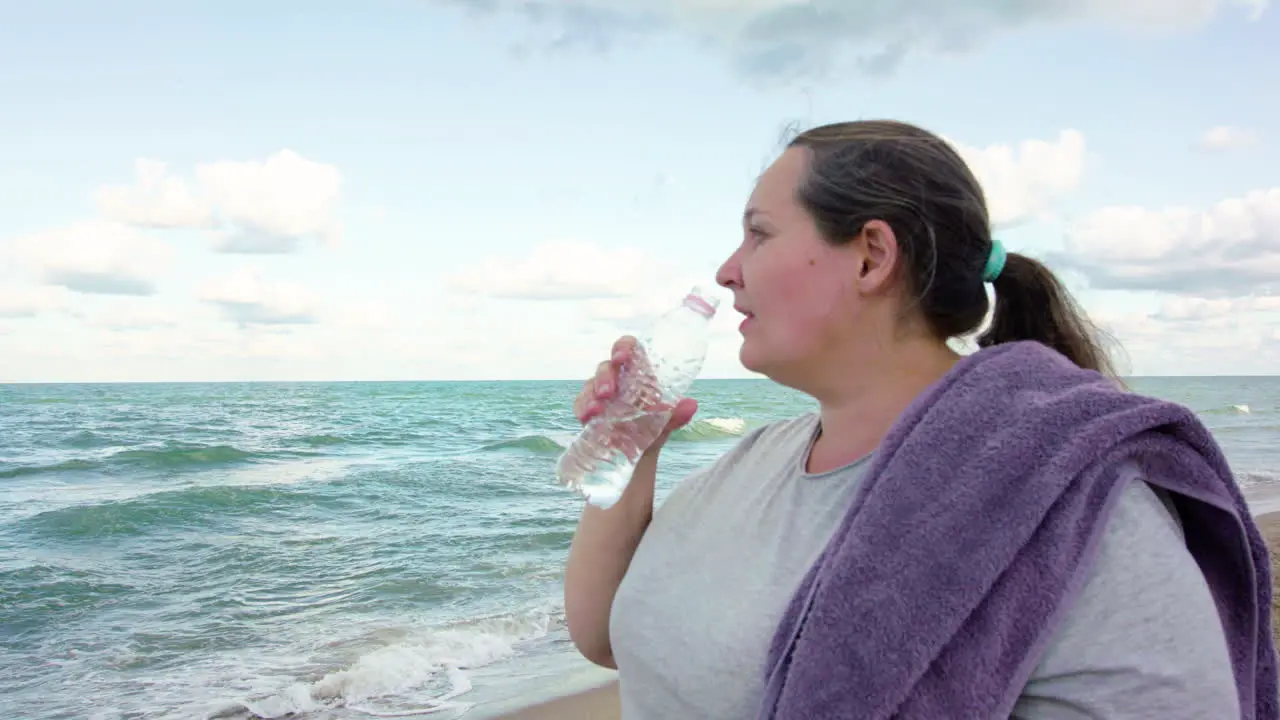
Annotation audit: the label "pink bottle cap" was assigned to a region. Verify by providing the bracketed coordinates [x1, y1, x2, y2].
[683, 287, 720, 318]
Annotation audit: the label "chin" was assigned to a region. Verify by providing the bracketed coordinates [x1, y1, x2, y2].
[738, 342, 768, 375]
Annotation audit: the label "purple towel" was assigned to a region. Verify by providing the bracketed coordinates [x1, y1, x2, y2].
[758, 340, 1277, 720]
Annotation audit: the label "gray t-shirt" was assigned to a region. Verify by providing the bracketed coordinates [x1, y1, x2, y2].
[609, 414, 1240, 719]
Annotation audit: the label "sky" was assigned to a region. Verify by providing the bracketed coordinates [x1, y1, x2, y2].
[0, 0, 1277, 382]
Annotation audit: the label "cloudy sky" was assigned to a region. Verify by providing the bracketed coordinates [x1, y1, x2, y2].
[0, 0, 1276, 382]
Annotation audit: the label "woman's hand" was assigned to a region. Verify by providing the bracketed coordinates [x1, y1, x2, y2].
[573, 335, 698, 455]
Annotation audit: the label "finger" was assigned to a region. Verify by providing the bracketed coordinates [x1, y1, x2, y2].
[581, 401, 602, 423]
[667, 398, 698, 431]
[575, 358, 618, 422]
[592, 360, 617, 399]
[610, 336, 637, 366]
[574, 369, 606, 421]
[637, 398, 698, 458]
[573, 384, 595, 422]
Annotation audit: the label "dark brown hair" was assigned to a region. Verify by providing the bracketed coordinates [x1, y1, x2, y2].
[787, 120, 1116, 376]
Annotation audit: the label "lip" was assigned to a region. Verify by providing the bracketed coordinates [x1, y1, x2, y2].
[738, 314, 754, 333]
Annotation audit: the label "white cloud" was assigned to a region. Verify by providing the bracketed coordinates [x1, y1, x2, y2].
[198, 266, 323, 325]
[952, 129, 1087, 227]
[74, 303, 185, 331]
[449, 240, 694, 301]
[1199, 125, 1260, 151]
[95, 150, 343, 253]
[447, 0, 1266, 78]
[1052, 187, 1280, 295]
[0, 285, 68, 318]
[0, 292, 431, 382]
[445, 240, 746, 378]
[95, 159, 215, 228]
[1152, 294, 1280, 321]
[330, 299, 396, 331]
[1090, 300, 1279, 375]
[197, 150, 343, 252]
[448, 129, 1090, 307]
[1112, 295, 1280, 371]
[5, 221, 175, 296]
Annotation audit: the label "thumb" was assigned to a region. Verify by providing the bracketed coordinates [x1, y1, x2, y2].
[666, 397, 698, 432]
[643, 398, 698, 459]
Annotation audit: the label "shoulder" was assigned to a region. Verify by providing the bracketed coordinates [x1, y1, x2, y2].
[655, 413, 816, 509]
[721, 413, 817, 465]
[690, 413, 816, 476]
[1012, 461, 1240, 719]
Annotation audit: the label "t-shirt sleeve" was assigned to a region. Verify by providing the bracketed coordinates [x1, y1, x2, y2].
[1010, 463, 1241, 719]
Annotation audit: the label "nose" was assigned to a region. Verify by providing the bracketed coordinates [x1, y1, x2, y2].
[716, 247, 743, 290]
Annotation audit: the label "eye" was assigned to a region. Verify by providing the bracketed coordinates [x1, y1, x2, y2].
[747, 225, 769, 243]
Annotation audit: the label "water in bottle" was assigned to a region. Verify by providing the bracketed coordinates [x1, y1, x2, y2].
[555, 286, 719, 508]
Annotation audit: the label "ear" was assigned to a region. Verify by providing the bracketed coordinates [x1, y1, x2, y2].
[852, 219, 902, 295]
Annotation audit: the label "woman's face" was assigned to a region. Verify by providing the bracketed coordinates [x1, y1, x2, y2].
[715, 148, 878, 383]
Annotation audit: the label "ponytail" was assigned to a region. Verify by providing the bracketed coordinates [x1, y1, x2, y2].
[977, 252, 1117, 377]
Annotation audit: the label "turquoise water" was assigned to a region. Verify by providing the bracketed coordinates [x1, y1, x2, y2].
[1, 377, 1277, 718]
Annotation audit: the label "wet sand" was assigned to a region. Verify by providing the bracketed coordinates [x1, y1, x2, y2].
[1256, 512, 1280, 648]
[484, 509, 1280, 719]
[477, 678, 619, 719]
[469, 665, 618, 720]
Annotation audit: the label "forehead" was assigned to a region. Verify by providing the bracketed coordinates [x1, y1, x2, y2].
[747, 147, 810, 216]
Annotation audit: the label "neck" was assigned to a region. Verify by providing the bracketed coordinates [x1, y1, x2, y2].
[805, 336, 959, 473]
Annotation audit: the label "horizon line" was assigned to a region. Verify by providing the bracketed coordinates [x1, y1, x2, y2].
[3, 374, 1278, 385]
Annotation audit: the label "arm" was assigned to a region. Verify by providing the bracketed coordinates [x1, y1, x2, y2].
[563, 449, 660, 669]
[1011, 472, 1241, 719]
[562, 335, 696, 669]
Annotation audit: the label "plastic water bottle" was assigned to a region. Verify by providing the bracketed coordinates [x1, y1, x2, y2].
[556, 287, 720, 508]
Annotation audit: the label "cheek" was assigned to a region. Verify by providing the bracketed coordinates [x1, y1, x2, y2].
[749, 283, 826, 346]
[765, 306, 829, 350]
[751, 264, 852, 348]
[747, 250, 814, 300]
[753, 256, 837, 313]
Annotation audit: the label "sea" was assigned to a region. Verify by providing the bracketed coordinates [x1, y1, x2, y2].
[1, 377, 1277, 719]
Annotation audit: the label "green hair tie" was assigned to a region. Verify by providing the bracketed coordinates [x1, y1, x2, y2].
[983, 239, 1007, 283]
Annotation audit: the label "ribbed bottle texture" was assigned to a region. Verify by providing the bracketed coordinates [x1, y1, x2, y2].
[555, 287, 719, 508]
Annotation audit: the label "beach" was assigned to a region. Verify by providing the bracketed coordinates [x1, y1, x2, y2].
[1262, 513, 1280, 650]
[473, 668, 619, 719]
[0, 376, 1276, 719]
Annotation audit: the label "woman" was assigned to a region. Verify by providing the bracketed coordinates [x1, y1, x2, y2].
[563, 120, 1276, 719]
